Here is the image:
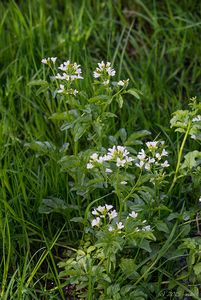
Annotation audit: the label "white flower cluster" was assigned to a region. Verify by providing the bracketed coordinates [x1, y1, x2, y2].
[87, 145, 134, 170]
[91, 205, 152, 233]
[91, 204, 118, 227]
[93, 61, 116, 79]
[109, 222, 124, 232]
[55, 60, 83, 81]
[135, 141, 169, 171]
[57, 84, 78, 96]
[93, 61, 129, 88]
[41, 58, 83, 97]
[41, 57, 57, 64]
[117, 79, 129, 87]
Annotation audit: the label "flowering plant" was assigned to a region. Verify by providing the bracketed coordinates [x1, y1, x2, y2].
[28, 58, 201, 299]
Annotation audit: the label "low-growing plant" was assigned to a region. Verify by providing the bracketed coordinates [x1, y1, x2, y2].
[28, 58, 201, 299]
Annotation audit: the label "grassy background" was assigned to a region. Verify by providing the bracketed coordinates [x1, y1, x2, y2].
[1, 0, 201, 298]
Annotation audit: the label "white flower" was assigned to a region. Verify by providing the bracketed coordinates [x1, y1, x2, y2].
[108, 226, 114, 232]
[117, 80, 124, 86]
[135, 160, 145, 168]
[93, 71, 100, 78]
[97, 156, 105, 163]
[161, 160, 170, 168]
[41, 58, 48, 64]
[120, 181, 127, 185]
[105, 168, 112, 173]
[107, 67, 116, 76]
[117, 145, 129, 155]
[161, 149, 168, 156]
[54, 73, 65, 80]
[90, 153, 99, 161]
[57, 84, 65, 93]
[97, 206, 106, 214]
[108, 210, 118, 220]
[117, 79, 129, 87]
[137, 149, 146, 160]
[92, 209, 99, 216]
[142, 225, 151, 231]
[148, 157, 155, 163]
[125, 156, 134, 163]
[103, 80, 109, 85]
[105, 204, 113, 211]
[116, 222, 124, 230]
[106, 145, 133, 168]
[73, 89, 78, 96]
[129, 211, 138, 218]
[91, 217, 101, 227]
[155, 152, 161, 160]
[42, 57, 57, 64]
[146, 141, 158, 150]
[87, 163, 94, 169]
[191, 134, 197, 140]
[116, 158, 126, 167]
[103, 154, 112, 161]
[51, 57, 57, 63]
[93, 61, 116, 79]
[57, 60, 83, 80]
[98, 61, 106, 68]
[144, 163, 151, 170]
[87, 153, 99, 169]
[199, 196, 201, 202]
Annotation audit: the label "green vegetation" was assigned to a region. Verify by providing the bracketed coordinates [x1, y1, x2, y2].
[0, 1, 201, 299]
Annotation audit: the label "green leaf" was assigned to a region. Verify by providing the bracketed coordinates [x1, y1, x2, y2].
[109, 135, 118, 145]
[36, 85, 49, 96]
[129, 289, 147, 300]
[86, 246, 96, 254]
[60, 122, 74, 131]
[70, 217, 84, 223]
[49, 112, 70, 121]
[126, 88, 141, 100]
[153, 205, 172, 213]
[181, 150, 201, 170]
[156, 221, 169, 233]
[100, 112, 117, 119]
[59, 155, 80, 170]
[194, 263, 201, 275]
[73, 123, 89, 142]
[120, 258, 139, 279]
[138, 239, 152, 252]
[28, 79, 48, 86]
[39, 198, 78, 214]
[107, 284, 120, 296]
[125, 130, 151, 146]
[24, 140, 56, 154]
[88, 94, 110, 104]
[167, 212, 180, 221]
[119, 128, 127, 143]
[116, 94, 123, 108]
[170, 110, 190, 132]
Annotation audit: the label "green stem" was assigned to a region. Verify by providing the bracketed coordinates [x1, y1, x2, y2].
[74, 140, 78, 156]
[123, 171, 142, 203]
[168, 121, 191, 194]
[115, 168, 123, 217]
